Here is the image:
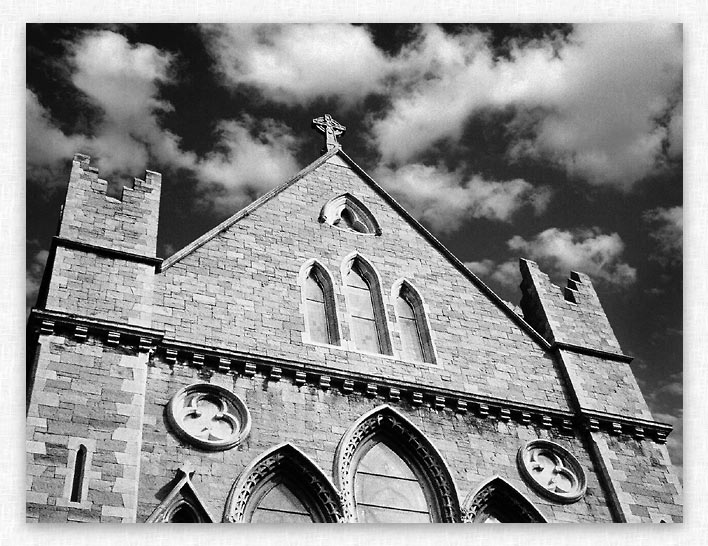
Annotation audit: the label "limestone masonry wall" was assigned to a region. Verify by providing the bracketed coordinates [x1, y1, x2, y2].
[153, 159, 570, 410]
[137, 359, 612, 523]
[27, 334, 148, 522]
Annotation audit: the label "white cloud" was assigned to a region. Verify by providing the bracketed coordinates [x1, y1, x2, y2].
[202, 24, 392, 108]
[375, 163, 551, 233]
[26, 90, 86, 187]
[507, 227, 637, 286]
[643, 206, 682, 266]
[368, 24, 681, 188]
[27, 30, 302, 211]
[193, 116, 302, 212]
[465, 259, 520, 289]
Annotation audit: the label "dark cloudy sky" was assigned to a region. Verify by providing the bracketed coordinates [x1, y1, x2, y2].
[25, 23, 683, 475]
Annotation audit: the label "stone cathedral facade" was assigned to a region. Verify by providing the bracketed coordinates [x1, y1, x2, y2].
[26, 115, 682, 523]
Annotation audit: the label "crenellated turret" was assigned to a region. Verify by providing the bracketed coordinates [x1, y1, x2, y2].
[38, 154, 163, 327]
[519, 258, 622, 354]
[59, 153, 162, 257]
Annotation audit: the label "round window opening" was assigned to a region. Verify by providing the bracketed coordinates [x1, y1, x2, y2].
[167, 383, 251, 451]
[517, 439, 587, 503]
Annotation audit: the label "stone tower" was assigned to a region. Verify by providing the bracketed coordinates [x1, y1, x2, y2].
[26, 115, 682, 523]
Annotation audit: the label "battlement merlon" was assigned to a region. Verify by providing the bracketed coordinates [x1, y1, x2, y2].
[58, 153, 162, 258]
[519, 258, 623, 355]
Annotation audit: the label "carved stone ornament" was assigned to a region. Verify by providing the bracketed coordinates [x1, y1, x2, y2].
[223, 443, 344, 523]
[334, 405, 460, 522]
[166, 383, 251, 451]
[517, 439, 587, 503]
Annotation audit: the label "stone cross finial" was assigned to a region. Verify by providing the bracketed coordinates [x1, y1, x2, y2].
[312, 114, 346, 152]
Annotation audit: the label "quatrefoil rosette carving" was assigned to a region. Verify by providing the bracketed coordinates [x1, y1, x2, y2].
[517, 440, 587, 503]
[167, 384, 251, 451]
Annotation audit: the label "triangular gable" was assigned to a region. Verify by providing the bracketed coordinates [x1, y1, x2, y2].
[160, 147, 550, 350]
[145, 463, 215, 523]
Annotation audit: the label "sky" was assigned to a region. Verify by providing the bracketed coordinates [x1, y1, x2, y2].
[25, 23, 683, 477]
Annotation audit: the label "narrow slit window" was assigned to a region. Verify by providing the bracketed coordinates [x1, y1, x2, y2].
[394, 284, 434, 363]
[345, 263, 385, 354]
[396, 294, 424, 362]
[70, 444, 87, 503]
[303, 264, 338, 345]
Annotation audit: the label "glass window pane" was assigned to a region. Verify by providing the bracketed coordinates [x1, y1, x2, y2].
[346, 286, 375, 318]
[305, 275, 325, 302]
[252, 509, 314, 523]
[305, 300, 329, 343]
[345, 268, 369, 289]
[399, 317, 424, 362]
[357, 505, 430, 523]
[395, 294, 415, 319]
[350, 316, 380, 353]
[355, 473, 428, 511]
[258, 483, 310, 513]
[357, 443, 416, 479]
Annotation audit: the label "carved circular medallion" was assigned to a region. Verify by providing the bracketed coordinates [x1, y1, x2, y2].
[517, 440, 586, 503]
[167, 383, 251, 451]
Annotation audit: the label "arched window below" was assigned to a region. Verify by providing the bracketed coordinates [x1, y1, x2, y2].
[354, 441, 431, 523]
[302, 262, 339, 345]
[145, 464, 215, 523]
[394, 282, 435, 363]
[462, 476, 547, 523]
[167, 501, 201, 523]
[224, 443, 343, 523]
[335, 405, 460, 523]
[344, 260, 392, 355]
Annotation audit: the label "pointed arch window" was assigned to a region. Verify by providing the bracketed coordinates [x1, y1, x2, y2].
[354, 441, 432, 522]
[344, 259, 391, 355]
[394, 282, 435, 363]
[302, 262, 339, 345]
[335, 405, 460, 523]
[224, 443, 343, 523]
[462, 477, 547, 523]
[145, 464, 215, 523]
[319, 194, 382, 235]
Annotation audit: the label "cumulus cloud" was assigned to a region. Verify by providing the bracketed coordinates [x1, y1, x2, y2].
[375, 163, 551, 233]
[507, 227, 637, 286]
[27, 30, 302, 211]
[465, 259, 520, 289]
[202, 24, 392, 108]
[643, 206, 682, 266]
[368, 24, 682, 188]
[26, 90, 86, 187]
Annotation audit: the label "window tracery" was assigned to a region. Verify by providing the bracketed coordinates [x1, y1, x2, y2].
[517, 440, 587, 503]
[334, 405, 460, 523]
[166, 383, 251, 451]
[224, 443, 343, 523]
[319, 194, 381, 235]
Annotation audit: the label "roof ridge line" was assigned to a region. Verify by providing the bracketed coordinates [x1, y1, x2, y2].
[159, 146, 340, 271]
[335, 150, 551, 350]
